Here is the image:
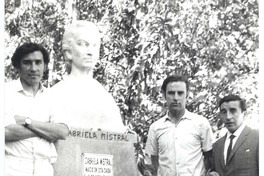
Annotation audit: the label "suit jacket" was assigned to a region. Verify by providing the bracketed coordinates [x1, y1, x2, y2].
[212, 126, 259, 176]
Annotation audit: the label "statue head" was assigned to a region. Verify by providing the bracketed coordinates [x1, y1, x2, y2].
[62, 21, 101, 73]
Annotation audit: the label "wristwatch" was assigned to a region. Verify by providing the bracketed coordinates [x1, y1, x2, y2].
[24, 117, 32, 127]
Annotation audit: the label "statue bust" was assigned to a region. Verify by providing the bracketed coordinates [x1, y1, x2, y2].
[50, 21, 126, 132]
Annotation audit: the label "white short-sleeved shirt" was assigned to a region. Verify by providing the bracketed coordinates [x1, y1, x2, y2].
[5, 79, 57, 161]
[49, 76, 126, 132]
[145, 110, 213, 176]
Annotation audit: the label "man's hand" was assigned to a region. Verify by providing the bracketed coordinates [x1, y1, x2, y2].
[206, 171, 220, 176]
[14, 115, 27, 125]
[13, 115, 68, 142]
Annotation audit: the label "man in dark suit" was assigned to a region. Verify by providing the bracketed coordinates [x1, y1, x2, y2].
[207, 95, 259, 176]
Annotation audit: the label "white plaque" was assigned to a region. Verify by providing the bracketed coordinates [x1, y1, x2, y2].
[82, 153, 113, 176]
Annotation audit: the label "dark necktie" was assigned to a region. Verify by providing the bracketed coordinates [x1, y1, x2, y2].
[226, 134, 235, 161]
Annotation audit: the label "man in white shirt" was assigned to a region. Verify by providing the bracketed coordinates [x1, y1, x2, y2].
[208, 95, 259, 176]
[5, 43, 69, 176]
[144, 75, 214, 176]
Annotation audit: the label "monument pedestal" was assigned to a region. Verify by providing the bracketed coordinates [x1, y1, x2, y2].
[54, 128, 139, 176]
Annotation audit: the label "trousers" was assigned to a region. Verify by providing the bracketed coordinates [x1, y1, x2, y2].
[5, 155, 54, 176]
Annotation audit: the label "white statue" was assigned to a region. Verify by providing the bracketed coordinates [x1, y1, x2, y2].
[50, 21, 126, 132]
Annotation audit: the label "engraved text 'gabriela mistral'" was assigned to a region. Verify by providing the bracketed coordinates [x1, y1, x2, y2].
[69, 130, 129, 142]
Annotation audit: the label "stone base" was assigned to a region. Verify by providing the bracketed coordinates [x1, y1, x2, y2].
[53, 129, 139, 176]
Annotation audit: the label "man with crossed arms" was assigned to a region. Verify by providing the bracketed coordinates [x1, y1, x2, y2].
[5, 43, 69, 176]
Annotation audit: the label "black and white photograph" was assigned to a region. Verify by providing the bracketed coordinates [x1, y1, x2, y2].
[1, 0, 263, 176]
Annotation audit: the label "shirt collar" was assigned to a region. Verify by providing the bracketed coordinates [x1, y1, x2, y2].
[226, 122, 246, 139]
[15, 78, 45, 96]
[164, 109, 192, 122]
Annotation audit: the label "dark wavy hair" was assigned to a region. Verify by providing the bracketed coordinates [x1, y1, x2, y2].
[219, 94, 247, 112]
[161, 75, 189, 94]
[11, 42, 50, 69]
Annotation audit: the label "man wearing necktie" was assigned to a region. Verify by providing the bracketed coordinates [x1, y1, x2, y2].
[207, 95, 259, 176]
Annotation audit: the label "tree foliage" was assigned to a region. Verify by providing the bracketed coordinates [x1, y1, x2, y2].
[5, 0, 259, 167]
